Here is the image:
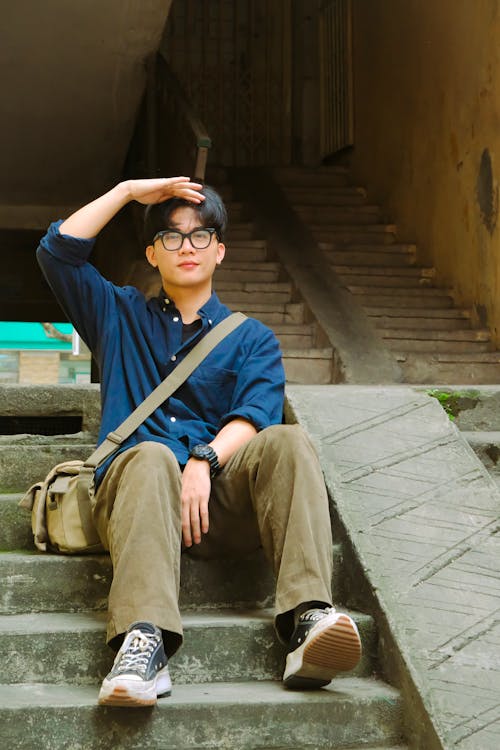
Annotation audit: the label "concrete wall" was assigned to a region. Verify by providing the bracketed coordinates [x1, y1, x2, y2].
[351, 0, 500, 341]
[1, 1, 171, 209]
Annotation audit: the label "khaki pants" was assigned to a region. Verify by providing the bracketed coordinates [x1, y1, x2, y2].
[93, 424, 333, 656]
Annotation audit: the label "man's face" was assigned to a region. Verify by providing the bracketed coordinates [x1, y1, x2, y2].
[146, 206, 225, 293]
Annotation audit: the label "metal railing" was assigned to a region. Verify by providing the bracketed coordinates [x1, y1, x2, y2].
[146, 51, 211, 182]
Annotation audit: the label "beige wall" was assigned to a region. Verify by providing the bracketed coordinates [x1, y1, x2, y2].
[1, 1, 172, 208]
[351, 0, 500, 341]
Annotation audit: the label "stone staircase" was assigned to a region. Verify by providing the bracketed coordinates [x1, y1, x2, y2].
[274, 166, 500, 385]
[128, 187, 335, 385]
[0, 383, 408, 749]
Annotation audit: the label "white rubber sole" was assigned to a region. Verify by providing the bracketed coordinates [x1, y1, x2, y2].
[98, 665, 172, 707]
[283, 613, 362, 689]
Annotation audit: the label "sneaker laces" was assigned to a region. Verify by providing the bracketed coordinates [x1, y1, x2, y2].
[299, 606, 336, 623]
[113, 629, 159, 676]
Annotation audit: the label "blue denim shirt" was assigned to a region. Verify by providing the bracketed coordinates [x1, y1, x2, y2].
[37, 222, 286, 486]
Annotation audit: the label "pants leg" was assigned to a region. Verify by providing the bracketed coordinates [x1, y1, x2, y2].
[92, 441, 183, 656]
[192, 424, 334, 643]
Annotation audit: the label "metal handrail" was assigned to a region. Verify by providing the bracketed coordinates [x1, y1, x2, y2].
[147, 52, 211, 181]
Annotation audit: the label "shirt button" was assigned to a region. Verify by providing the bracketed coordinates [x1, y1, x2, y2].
[170, 416, 176, 423]
[173, 316, 179, 322]
[171, 355, 177, 362]
[164, 298, 170, 305]
[208, 319, 212, 325]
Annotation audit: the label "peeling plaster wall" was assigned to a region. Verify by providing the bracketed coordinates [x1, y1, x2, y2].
[351, 0, 500, 343]
[1, 1, 171, 206]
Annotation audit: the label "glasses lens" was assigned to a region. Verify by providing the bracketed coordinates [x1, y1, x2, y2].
[161, 231, 183, 251]
[190, 229, 212, 249]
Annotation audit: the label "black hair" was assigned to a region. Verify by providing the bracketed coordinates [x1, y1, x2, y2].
[143, 184, 228, 246]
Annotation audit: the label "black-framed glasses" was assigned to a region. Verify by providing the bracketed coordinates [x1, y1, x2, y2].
[153, 227, 218, 251]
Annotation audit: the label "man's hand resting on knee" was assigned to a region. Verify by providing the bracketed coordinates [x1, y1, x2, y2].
[181, 418, 258, 546]
[181, 458, 212, 547]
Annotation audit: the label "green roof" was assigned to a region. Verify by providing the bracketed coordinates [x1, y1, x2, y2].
[0, 322, 74, 351]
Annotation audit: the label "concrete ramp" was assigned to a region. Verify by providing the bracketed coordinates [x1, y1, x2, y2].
[286, 385, 500, 750]
[1, 1, 171, 210]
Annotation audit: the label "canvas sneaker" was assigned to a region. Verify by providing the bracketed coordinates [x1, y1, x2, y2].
[283, 607, 362, 689]
[98, 621, 171, 707]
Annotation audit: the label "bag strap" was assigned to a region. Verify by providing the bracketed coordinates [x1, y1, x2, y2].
[83, 312, 247, 471]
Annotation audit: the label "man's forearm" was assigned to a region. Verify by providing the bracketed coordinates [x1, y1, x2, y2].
[58, 177, 205, 240]
[59, 183, 131, 239]
[210, 418, 257, 467]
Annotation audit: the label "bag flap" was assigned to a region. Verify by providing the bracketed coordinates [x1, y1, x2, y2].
[50, 475, 73, 494]
[19, 483, 42, 511]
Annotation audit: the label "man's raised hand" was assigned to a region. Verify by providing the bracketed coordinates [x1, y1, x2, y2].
[125, 177, 205, 206]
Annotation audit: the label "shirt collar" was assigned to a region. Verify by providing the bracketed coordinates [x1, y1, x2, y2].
[156, 289, 225, 322]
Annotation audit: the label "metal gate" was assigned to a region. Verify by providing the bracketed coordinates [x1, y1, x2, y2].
[319, 0, 354, 159]
[163, 0, 292, 167]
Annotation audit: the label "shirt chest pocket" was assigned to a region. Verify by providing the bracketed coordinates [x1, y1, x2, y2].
[187, 365, 238, 424]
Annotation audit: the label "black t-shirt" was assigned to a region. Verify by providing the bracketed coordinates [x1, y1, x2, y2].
[181, 319, 203, 343]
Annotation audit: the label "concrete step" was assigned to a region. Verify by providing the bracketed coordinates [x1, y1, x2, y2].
[0, 608, 376, 684]
[314, 230, 397, 245]
[226, 301, 306, 325]
[373, 316, 472, 332]
[0, 678, 404, 750]
[283, 186, 368, 205]
[282, 348, 334, 385]
[272, 324, 315, 349]
[338, 273, 435, 289]
[215, 261, 282, 283]
[333, 265, 434, 279]
[217, 282, 293, 305]
[310, 222, 397, 234]
[324, 244, 418, 266]
[349, 285, 453, 301]
[0, 494, 33, 550]
[0, 546, 343, 613]
[225, 240, 269, 262]
[273, 165, 350, 187]
[294, 205, 382, 224]
[367, 307, 471, 331]
[381, 328, 491, 343]
[397, 351, 500, 384]
[461, 431, 500, 478]
[0, 441, 95, 492]
[360, 292, 454, 309]
[385, 338, 492, 354]
[226, 223, 256, 240]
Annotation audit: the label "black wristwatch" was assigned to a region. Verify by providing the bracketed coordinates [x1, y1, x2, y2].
[189, 444, 221, 478]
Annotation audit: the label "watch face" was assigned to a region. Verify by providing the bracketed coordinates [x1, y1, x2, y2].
[192, 445, 213, 459]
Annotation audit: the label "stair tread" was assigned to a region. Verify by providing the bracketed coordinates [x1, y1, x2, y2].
[396, 351, 500, 362]
[380, 328, 491, 341]
[312, 223, 397, 232]
[227, 239, 267, 248]
[351, 286, 452, 296]
[216, 281, 291, 291]
[0, 675, 400, 707]
[365, 307, 470, 318]
[282, 347, 333, 358]
[218, 261, 280, 271]
[321, 242, 415, 252]
[333, 265, 434, 276]
[0, 607, 372, 632]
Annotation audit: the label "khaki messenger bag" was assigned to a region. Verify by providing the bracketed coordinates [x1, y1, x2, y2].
[19, 313, 247, 555]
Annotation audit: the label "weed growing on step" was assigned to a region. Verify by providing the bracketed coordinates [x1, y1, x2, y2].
[426, 389, 480, 421]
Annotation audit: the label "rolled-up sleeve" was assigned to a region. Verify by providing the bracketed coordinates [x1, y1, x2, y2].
[219, 325, 285, 431]
[36, 221, 119, 356]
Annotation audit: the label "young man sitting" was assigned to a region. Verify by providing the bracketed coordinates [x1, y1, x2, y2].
[37, 176, 361, 707]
